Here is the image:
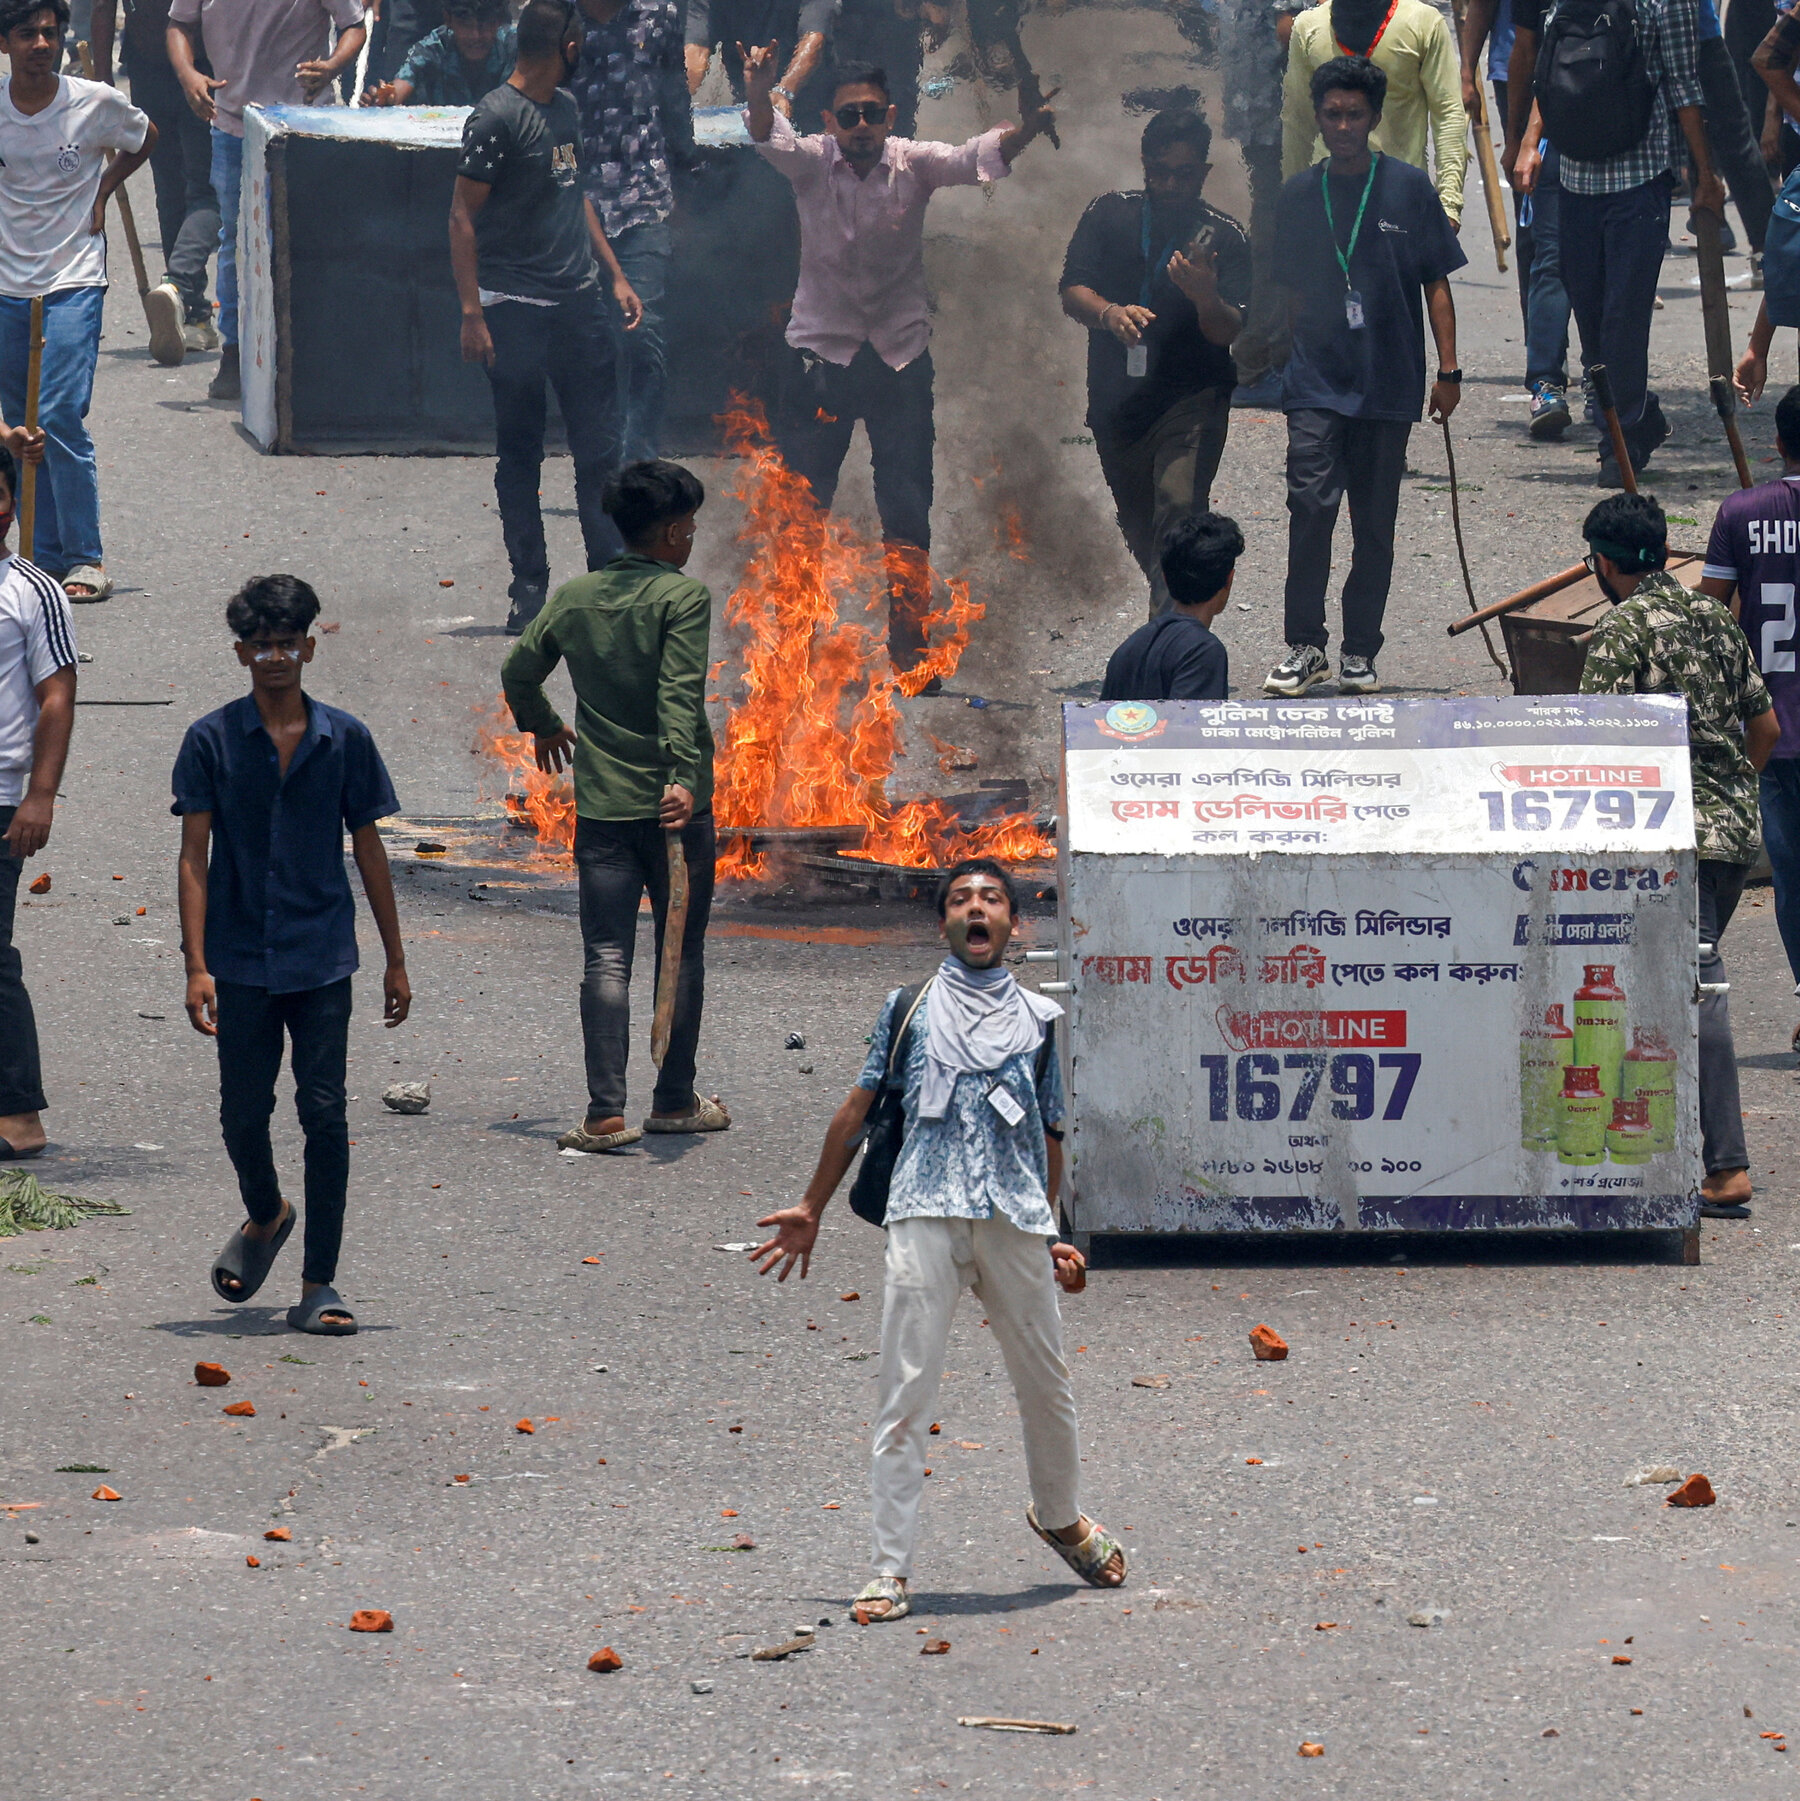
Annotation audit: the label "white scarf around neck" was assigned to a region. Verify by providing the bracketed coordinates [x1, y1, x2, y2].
[917, 954, 1064, 1121]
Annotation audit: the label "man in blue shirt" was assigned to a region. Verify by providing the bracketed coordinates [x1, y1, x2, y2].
[1100, 509, 1237, 701]
[748, 858, 1125, 1623]
[172, 575, 411, 1336]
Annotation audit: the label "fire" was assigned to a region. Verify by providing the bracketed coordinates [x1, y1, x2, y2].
[473, 708, 576, 849]
[479, 399, 1052, 879]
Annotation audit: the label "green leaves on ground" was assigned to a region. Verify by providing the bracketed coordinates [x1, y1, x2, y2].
[0, 1172, 130, 1238]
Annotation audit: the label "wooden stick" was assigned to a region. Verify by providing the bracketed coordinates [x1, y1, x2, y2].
[18, 295, 43, 562]
[1446, 562, 1588, 636]
[1451, 0, 1510, 271]
[1589, 364, 1637, 492]
[1712, 375, 1755, 489]
[1439, 417, 1511, 680]
[77, 43, 151, 302]
[650, 827, 689, 1067]
[957, 1718, 1079, 1735]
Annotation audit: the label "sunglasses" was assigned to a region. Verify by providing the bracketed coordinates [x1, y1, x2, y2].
[834, 101, 888, 128]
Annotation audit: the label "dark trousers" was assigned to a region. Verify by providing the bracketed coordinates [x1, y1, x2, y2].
[483, 291, 624, 605]
[1559, 174, 1671, 457]
[1282, 409, 1412, 659]
[609, 220, 670, 463]
[575, 813, 715, 1119]
[215, 977, 353, 1287]
[778, 341, 936, 665]
[1760, 758, 1800, 987]
[1726, 0, 1777, 125]
[1522, 146, 1582, 391]
[1697, 35, 1776, 254]
[1698, 859, 1750, 1175]
[0, 806, 45, 1117]
[125, 48, 218, 319]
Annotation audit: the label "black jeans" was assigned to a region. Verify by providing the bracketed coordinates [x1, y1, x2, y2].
[124, 48, 219, 319]
[778, 341, 936, 665]
[0, 805, 45, 1117]
[1697, 35, 1775, 254]
[1698, 859, 1750, 1176]
[215, 977, 353, 1287]
[575, 813, 715, 1119]
[1282, 409, 1412, 659]
[483, 291, 624, 604]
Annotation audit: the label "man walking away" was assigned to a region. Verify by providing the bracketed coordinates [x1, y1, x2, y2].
[450, 0, 643, 634]
[746, 51, 1056, 682]
[1507, 0, 1723, 485]
[370, 0, 515, 103]
[573, 0, 691, 464]
[91, 0, 220, 363]
[1579, 492, 1778, 1217]
[168, 0, 366, 402]
[0, 437, 72, 1161]
[1698, 385, 1800, 1056]
[1266, 56, 1465, 698]
[1099, 509, 1239, 701]
[0, 0, 153, 604]
[500, 459, 728, 1154]
[1060, 108, 1251, 618]
[748, 857, 1123, 1624]
[173, 574, 412, 1334]
[1283, 0, 1468, 228]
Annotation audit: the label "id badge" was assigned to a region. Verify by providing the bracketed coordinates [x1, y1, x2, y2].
[986, 1081, 1026, 1128]
[1344, 290, 1365, 330]
[1126, 342, 1148, 378]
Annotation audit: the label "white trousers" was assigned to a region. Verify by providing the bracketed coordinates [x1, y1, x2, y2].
[870, 1214, 1082, 1578]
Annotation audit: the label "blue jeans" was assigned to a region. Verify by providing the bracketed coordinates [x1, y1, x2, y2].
[1761, 757, 1800, 988]
[1559, 173, 1671, 455]
[210, 125, 243, 347]
[608, 219, 670, 463]
[0, 285, 105, 572]
[1522, 146, 1577, 391]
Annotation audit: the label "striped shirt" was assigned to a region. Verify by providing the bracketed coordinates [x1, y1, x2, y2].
[0, 555, 76, 806]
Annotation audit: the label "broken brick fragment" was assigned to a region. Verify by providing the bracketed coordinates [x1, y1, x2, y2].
[264, 1527, 291, 1541]
[1612, 1655, 1633, 1665]
[515, 1419, 534, 1434]
[587, 1647, 623, 1672]
[349, 1610, 393, 1633]
[28, 873, 49, 894]
[246, 1555, 260, 1568]
[92, 1485, 121, 1501]
[453, 1474, 472, 1484]
[920, 1640, 950, 1655]
[1250, 1325, 1289, 1361]
[1665, 1473, 1716, 1507]
[194, 1362, 231, 1387]
[223, 1401, 256, 1417]
[1298, 1742, 1324, 1757]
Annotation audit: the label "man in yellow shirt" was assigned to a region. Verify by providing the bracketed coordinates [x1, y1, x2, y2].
[1282, 0, 1468, 225]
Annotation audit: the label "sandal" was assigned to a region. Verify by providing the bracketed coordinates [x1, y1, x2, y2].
[210, 1202, 295, 1303]
[851, 1576, 910, 1623]
[643, 1094, 731, 1134]
[555, 1123, 643, 1153]
[62, 564, 112, 603]
[1027, 1503, 1127, 1588]
[287, 1284, 357, 1335]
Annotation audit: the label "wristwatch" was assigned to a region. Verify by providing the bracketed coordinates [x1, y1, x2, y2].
[1437, 367, 1464, 383]
[772, 84, 795, 104]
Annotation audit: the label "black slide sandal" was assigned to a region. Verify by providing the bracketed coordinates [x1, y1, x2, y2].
[210, 1203, 295, 1304]
[287, 1285, 357, 1336]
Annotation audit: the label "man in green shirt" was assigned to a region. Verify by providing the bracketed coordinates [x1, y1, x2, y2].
[500, 459, 728, 1152]
[1578, 491, 1780, 1219]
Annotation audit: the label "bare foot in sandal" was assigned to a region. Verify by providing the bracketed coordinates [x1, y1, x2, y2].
[1050, 1516, 1125, 1586]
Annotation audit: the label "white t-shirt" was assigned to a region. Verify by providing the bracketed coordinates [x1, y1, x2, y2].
[0, 555, 77, 807]
[0, 77, 150, 298]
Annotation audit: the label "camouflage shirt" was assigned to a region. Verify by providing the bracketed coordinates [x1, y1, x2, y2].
[1579, 569, 1773, 864]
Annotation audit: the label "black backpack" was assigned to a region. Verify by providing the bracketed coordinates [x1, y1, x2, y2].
[846, 979, 1056, 1229]
[1534, 0, 1658, 162]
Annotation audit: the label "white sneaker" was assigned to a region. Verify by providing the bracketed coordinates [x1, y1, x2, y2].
[1749, 251, 1765, 292]
[1263, 643, 1330, 696]
[144, 281, 185, 367]
[1338, 653, 1381, 694]
[183, 316, 220, 353]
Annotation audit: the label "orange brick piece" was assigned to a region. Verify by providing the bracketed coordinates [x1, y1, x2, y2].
[348, 1610, 393, 1633]
[223, 1401, 256, 1417]
[1665, 1473, 1716, 1508]
[194, 1362, 231, 1387]
[27, 873, 49, 894]
[1298, 1742, 1324, 1757]
[246, 1555, 261, 1568]
[1250, 1324, 1289, 1361]
[92, 1485, 121, 1501]
[1612, 1655, 1633, 1665]
[588, 1647, 623, 1673]
[515, 1419, 534, 1434]
[264, 1527, 291, 1541]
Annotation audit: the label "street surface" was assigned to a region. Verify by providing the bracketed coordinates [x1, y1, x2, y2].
[5, 6, 1800, 1797]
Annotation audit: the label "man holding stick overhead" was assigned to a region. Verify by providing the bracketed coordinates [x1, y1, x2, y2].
[500, 459, 728, 1155]
[0, 0, 152, 604]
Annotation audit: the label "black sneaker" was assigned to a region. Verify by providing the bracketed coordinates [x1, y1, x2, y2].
[1338, 653, 1380, 694]
[1527, 381, 1571, 441]
[1263, 643, 1330, 696]
[505, 582, 548, 635]
[208, 343, 240, 401]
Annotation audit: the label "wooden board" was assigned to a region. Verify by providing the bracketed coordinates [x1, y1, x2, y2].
[1502, 554, 1706, 695]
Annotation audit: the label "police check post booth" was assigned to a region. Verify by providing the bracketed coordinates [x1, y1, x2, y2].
[1056, 696, 1705, 1260]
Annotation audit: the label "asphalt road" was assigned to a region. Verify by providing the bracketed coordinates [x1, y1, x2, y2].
[5, 7, 1800, 1798]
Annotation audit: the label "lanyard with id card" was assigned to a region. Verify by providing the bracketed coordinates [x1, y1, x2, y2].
[1322, 153, 1380, 331]
[986, 1078, 1026, 1128]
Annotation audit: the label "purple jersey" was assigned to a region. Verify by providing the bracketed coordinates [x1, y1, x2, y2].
[1703, 476, 1800, 759]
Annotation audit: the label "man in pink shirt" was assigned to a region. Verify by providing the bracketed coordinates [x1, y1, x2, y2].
[168, 0, 367, 401]
[745, 47, 1055, 681]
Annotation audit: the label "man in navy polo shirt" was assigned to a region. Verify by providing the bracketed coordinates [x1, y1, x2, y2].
[172, 574, 412, 1336]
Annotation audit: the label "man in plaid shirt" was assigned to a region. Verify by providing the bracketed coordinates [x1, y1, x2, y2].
[1510, 0, 1724, 484]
